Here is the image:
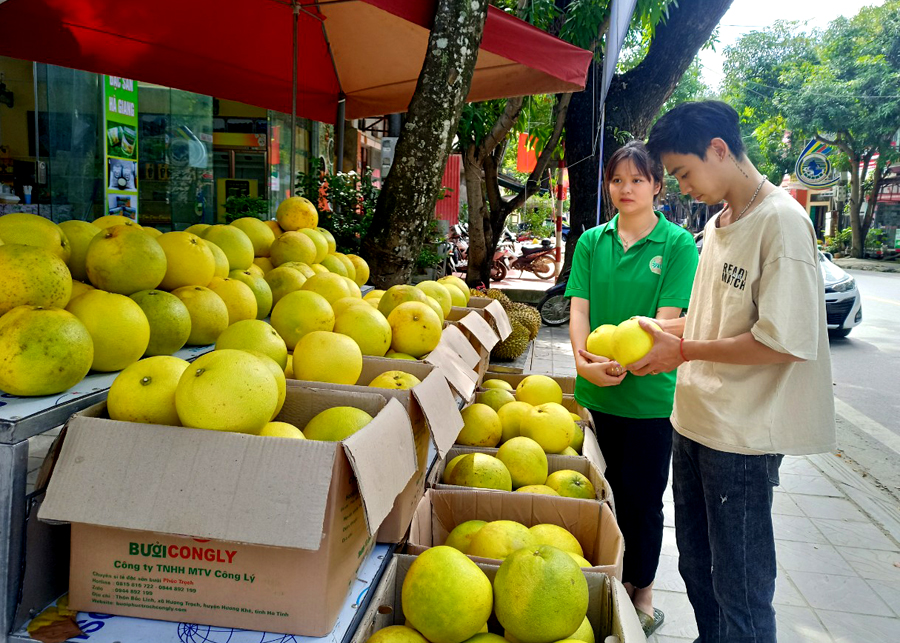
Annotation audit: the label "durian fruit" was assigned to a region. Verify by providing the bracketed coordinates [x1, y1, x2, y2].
[485, 288, 512, 308]
[508, 303, 541, 341]
[491, 319, 531, 360]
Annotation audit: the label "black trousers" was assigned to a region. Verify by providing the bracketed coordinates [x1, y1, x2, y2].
[590, 410, 674, 589]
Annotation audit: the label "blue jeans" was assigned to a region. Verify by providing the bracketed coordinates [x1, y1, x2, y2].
[672, 431, 783, 643]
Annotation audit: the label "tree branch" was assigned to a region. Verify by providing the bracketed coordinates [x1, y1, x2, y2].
[480, 96, 524, 158]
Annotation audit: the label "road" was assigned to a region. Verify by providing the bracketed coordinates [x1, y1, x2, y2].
[829, 269, 900, 500]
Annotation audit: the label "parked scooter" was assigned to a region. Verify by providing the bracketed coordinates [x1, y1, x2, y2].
[537, 273, 570, 326]
[504, 238, 557, 280]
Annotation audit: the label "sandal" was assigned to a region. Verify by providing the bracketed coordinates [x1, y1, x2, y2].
[636, 607, 665, 637]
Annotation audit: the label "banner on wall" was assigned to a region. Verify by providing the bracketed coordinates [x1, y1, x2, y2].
[103, 76, 139, 220]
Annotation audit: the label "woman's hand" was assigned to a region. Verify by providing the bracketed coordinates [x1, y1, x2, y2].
[576, 349, 626, 387]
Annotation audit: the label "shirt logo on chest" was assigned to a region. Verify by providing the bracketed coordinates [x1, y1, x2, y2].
[649, 256, 662, 275]
[722, 262, 747, 291]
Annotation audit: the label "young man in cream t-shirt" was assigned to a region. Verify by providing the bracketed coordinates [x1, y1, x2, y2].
[629, 101, 836, 643]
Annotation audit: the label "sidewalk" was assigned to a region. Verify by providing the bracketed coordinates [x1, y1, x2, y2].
[528, 324, 900, 643]
[833, 257, 900, 274]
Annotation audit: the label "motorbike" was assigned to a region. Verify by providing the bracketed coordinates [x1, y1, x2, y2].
[504, 238, 558, 280]
[537, 274, 570, 326]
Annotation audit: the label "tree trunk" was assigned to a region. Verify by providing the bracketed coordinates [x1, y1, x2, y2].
[847, 153, 864, 258]
[861, 160, 886, 255]
[361, 0, 489, 287]
[464, 144, 491, 288]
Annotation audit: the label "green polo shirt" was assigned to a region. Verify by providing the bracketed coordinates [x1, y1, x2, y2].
[565, 212, 698, 419]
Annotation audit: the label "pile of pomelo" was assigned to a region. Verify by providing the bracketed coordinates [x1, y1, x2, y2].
[366, 544, 596, 643]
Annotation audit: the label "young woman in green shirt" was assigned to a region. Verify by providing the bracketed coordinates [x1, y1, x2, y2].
[565, 141, 698, 636]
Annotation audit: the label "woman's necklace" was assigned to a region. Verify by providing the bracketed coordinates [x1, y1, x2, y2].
[620, 219, 657, 252]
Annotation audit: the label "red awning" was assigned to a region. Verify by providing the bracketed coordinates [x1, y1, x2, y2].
[0, 0, 591, 122]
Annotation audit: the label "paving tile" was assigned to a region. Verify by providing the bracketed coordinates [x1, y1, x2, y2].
[774, 572, 807, 607]
[654, 554, 686, 592]
[818, 611, 899, 643]
[663, 501, 675, 528]
[792, 494, 870, 522]
[652, 590, 699, 640]
[775, 541, 857, 576]
[775, 605, 834, 643]
[660, 526, 679, 557]
[780, 456, 824, 477]
[836, 546, 900, 582]
[866, 579, 900, 618]
[773, 514, 829, 544]
[813, 517, 900, 552]
[778, 474, 843, 498]
[788, 570, 893, 616]
[773, 492, 806, 517]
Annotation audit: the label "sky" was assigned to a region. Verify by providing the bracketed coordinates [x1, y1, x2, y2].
[698, 0, 886, 91]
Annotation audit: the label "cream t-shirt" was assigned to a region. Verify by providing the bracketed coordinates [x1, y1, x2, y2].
[672, 188, 836, 455]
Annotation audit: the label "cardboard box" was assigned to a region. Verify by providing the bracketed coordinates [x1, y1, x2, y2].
[463, 297, 513, 340]
[38, 385, 417, 636]
[349, 554, 644, 643]
[442, 313, 500, 386]
[408, 488, 624, 578]
[428, 446, 614, 509]
[290, 357, 464, 543]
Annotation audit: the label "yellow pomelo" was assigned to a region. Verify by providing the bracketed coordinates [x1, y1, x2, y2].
[347, 254, 370, 285]
[457, 403, 502, 447]
[415, 281, 452, 316]
[0, 244, 71, 316]
[377, 284, 428, 317]
[259, 422, 305, 439]
[515, 485, 560, 496]
[205, 240, 230, 278]
[448, 453, 512, 492]
[497, 401, 533, 444]
[570, 617, 595, 643]
[468, 520, 536, 560]
[143, 227, 162, 238]
[0, 212, 71, 262]
[463, 635, 506, 643]
[175, 349, 277, 433]
[156, 231, 216, 290]
[402, 546, 493, 643]
[335, 304, 392, 356]
[230, 217, 276, 257]
[386, 350, 417, 360]
[388, 301, 442, 358]
[228, 269, 274, 319]
[298, 228, 328, 263]
[279, 261, 316, 279]
[244, 351, 286, 420]
[58, 220, 101, 281]
[483, 379, 514, 391]
[303, 406, 374, 441]
[515, 375, 563, 406]
[270, 230, 317, 266]
[529, 524, 583, 557]
[171, 286, 229, 346]
[332, 296, 368, 317]
[201, 225, 254, 271]
[560, 447, 579, 456]
[481, 388, 516, 412]
[569, 412, 582, 422]
[437, 276, 470, 302]
[85, 225, 167, 295]
[445, 520, 487, 554]
[301, 272, 354, 304]
[567, 553, 593, 570]
[107, 356, 190, 425]
[93, 215, 141, 230]
[263, 220, 283, 236]
[320, 254, 348, 277]
[264, 265, 308, 305]
[363, 289, 385, 301]
[443, 283, 469, 308]
[494, 545, 589, 643]
[253, 256, 275, 275]
[284, 353, 293, 378]
[497, 437, 548, 489]
[216, 319, 288, 370]
[316, 227, 337, 253]
[207, 277, 257, 324]
[332, 252, 356, 281]
[276, 196, 318, 231]
[69, 280, 95, 304]
[520, 403, 575, 454]
[184, 223, 209, 236]
[66, 290, 150, 372]
[310, 263, 330, 275]
[130, 289, 192, 356]
[569, 423, 584, 453]
[584, 324, 617, 359]
[612, 318, 660, 366]
[342, 276, 363, 299]
[245, 263, 265, 278]
[270, 290, 335, 350]
[365, 625, 429, 643]
[368, 370, 421, 390]
[292, 330, 362, 385]
[366, 298, 381, 309]
[545, 470, 595, 500]
[0, 306, 93, 396]
[442, 453, 467, 483]
[424, 296, 445, 324]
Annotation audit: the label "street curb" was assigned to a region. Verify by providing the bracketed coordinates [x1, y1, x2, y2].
[833, 259, 900, 273]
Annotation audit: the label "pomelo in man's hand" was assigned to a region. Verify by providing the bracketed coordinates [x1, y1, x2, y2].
[612, 318, 660, 366]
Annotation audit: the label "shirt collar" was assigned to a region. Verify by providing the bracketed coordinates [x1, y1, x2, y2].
[604, 212, 667, 243]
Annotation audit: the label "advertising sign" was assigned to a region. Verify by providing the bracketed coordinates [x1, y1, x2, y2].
[795, 138, 840, 189]
[104, 76, 139, 220]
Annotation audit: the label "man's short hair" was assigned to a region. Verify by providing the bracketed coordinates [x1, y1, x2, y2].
[647, 101, 745, 161]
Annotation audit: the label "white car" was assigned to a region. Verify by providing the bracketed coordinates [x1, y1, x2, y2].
[820, 251, 862, 338]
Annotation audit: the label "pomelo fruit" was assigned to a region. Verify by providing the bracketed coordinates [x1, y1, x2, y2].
[560, 447, 579, 456]
[402, 546, 493, 643]
[58, 219, 101, 281]
[483, 379, 514, 391]
[245, 351, 287, 419]
[0, 244, 71, 316]
[442, 283, 468, 308]
[516, 485, 560, 496]
[545, 470, 595, 500]
[93, 215, 140, 230]
[424, 296, 445, 324]
[184, 223, 209, 236]
[263, 220, 282, 237]
[364, 625, 429, 643]
[230, 217, 276, 257]
[520, 403, 575, 454]
[333, 252, 356, 280]
[228, 269, 274, 319]
[415, 281, 452, 316]
[570, 616, 595, 643]
[284, 353, 293, 378]
[497, 401, 533, 444]
[497, 437, 548, 489]
[347, 254, 370, 285]
[335, 304, 392, 356]
[129, 289, 192, 356]
[442, 453, 467, 483]
[585, 324, 617, 359]
[457, 404, 502, 448]
[292, 330, 362, 385]
[276, 196, 318, 231]
[253, 256, 275, 275]
[342, 276, 363, 299]
[143, 227, 162, 238]
[175, 349, 278, 433]
[377, 284, 428, 318]
[448, 453, 512, 492]
[107, 356, 190, 425]
[386, 351, 416, 360]
[171, 286, 229, 346]
[363, 289, 385, 301]
[215, 319, 288, 369]
[468, 520, 536, 560]
[66, 290, 150, 372]
[569, 423, 585, 453]
[515, 375, 563, 406]
[316, 226, 337, 253]
[264, 265, 308, 305]
[205, 240, 231, 278]
[445, 520, 487, 554]
[529, 524, 583, 557]
[612, 318, 660, 366]
[303, 406, 374, 441]
[301, 272, 354, 304]
[0, 306, 93, 396]
[207, 277, 257, 324]
[309, 263, 329, 275]
[245, 262, 265, 278]
[85, 225, 167, 295]
[0, 212, 70, 262]
[320, 253, 348, 277]
[332, 296, 368, 317]
[368, 370, 421, 390]
[388, 301, 442, 358]
[437, 275, 469, 302]
[280, 261, 316, 279]
[259, 421, 305, 439]
[270, 231, 317, 266]
[298, 228, 328, 263]
[567, 553, 593, 570]
[269, 290, 335, 350]
[201, 225, 254, 271]
[68, 280, 95, 304]
[481, 388, 516, 412]
[155, 231, 216, 290]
